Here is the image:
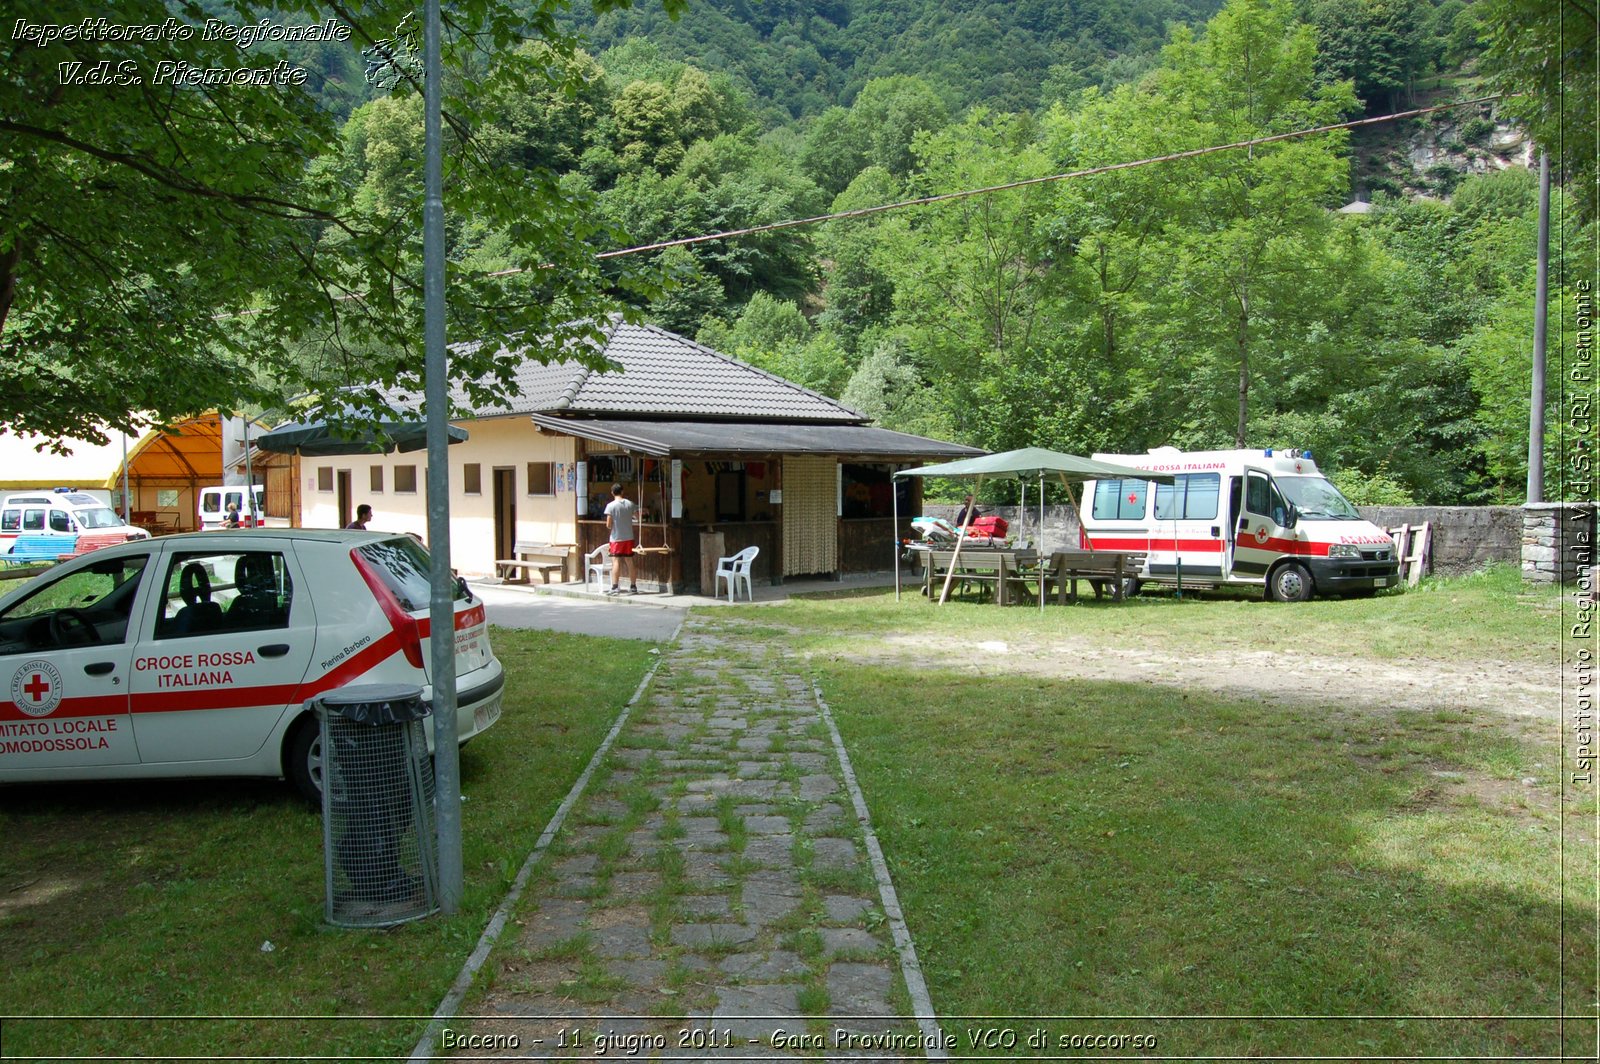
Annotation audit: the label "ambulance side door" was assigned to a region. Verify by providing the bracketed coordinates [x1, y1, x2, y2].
[1232, 468, 1292, 578]
[129, 544, 317, 763]
[1152, 472, 1224, 580]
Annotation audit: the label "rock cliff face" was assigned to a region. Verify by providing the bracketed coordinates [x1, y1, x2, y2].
[1351, 99, 1534, 200]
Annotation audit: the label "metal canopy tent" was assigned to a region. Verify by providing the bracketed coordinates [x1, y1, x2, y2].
[893, 447, 1172, 611]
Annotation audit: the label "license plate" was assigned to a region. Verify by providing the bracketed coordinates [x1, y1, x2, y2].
[473, 694, 502, 733]
[1371, 578, 1387, 588]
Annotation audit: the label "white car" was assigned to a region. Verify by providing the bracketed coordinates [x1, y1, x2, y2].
[197, 484, 268, 529]
[0, 529, 503, 801]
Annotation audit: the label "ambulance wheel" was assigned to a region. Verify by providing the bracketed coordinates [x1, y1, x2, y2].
[1119, 576, 1143, 599]
[1269, 562, 1314, 603]
[286, 717, 323, 805]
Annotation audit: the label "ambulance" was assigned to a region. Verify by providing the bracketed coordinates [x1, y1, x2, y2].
[1080, 447, 1400, 601]
[0, 489, 150, 556]
[0, 528, 503, 801]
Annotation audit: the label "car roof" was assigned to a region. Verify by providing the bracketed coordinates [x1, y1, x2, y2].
[0, 529, 408, 606]
[158, 528, 394, 546]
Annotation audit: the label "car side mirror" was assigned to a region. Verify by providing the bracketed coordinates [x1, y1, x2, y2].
[1282, 504, 1298, 529]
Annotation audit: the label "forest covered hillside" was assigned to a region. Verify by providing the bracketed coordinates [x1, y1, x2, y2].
[253, 0, 1599, 505]
[6, 0, 1591, 510]
[566, 0, 1227, 119]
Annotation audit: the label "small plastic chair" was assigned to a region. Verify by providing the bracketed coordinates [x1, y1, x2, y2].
[714, 545, 759, 603]
[584, 545, 611, 592]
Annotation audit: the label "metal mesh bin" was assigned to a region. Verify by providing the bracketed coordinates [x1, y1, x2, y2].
[317, 683, 439, 928]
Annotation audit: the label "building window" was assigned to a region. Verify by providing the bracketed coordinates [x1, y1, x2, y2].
[157, 489, 180, 507]
[463, 463, 482, 495]
[370, 465, 384, 493]
[526, 462, 553, 496]
[317, 466, 334, 492]
[395, 465, 418, 493]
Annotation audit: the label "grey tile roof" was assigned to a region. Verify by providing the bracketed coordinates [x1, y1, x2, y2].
[452, 320, 865, 423]
[526, 414, 984, 460]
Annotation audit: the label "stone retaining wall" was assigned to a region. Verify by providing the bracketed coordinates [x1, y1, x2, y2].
[1521, 502, 1597, 584]
[1357, 505, 1523, 577]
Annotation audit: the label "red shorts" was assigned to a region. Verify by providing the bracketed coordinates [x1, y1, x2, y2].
[609, 539, 635, 557]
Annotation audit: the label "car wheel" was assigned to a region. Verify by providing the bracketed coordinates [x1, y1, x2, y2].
[286, 717, 323, 805]
[1120, 576, 1143, 599]
[1269, 562, 1314, 603]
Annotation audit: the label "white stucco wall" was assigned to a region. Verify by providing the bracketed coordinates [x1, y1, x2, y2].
[297, 416, 579, 576]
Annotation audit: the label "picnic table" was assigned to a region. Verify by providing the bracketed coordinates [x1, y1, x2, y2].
[494, 540, 576, 584]
[1037, 549, 1146, 603]
[923, 547, 1144, 605]
[922, 548, 1038, 605]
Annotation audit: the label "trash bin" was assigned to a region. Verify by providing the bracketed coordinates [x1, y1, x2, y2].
[316, 683, 439, 928]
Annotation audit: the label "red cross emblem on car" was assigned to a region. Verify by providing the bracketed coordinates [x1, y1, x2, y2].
[10, 659, 64, 717]
[1127, 492, 1138, 504]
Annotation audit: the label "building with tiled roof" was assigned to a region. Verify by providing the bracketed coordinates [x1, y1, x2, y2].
[300, 320, 979, 591]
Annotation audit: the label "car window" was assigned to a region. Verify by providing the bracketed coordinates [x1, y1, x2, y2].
[22, 509, 44, 531]
[1092, 479, 1147, 521]
[1245, 472, 1289, 526]
[1154, 473, 1221, 521]
[49, 510, 72, 533]
[0, 555, 150, 653]
[154, 551, 294, 639]
[1, 510, 18, 532]
[356, 536, 467, 612]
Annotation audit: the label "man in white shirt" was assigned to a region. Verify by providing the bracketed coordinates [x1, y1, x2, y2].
[603, 482, 639, 595]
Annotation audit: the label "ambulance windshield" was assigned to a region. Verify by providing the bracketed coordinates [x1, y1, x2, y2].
[1277, 476, 1361, 520]
[75, 506, 127, 529]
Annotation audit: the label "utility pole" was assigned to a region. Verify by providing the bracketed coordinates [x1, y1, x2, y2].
[1527, 151, 1550, 502]
[422, 0, 463, 914]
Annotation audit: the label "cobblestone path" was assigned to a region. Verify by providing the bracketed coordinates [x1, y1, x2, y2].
[459, 615, 930, 1060]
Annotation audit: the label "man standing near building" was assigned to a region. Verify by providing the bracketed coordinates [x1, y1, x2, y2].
[346, 504, 372, 530]
[604, 482, 639, 595]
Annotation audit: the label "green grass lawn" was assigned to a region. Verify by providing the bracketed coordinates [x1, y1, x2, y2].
[774, 564, 1565, 667]
[743, 568, 1594, 1058]
[0, 627, 657, 1060]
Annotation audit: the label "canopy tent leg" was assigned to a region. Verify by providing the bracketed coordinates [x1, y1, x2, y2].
[893, 470, 901, 602]
[938, 473, 983, 605]
[1038, 471, 1046, 614]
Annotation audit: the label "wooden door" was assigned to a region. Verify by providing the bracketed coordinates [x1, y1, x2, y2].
[493, 467, 516, 560]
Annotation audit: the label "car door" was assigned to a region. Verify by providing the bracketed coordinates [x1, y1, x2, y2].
[1231, 468, 1294, 578]
[129, 543, 317, 763]
[0, 551, 150, 770]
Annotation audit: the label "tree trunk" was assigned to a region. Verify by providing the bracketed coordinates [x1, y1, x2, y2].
[1235, 297, 1250, 447]
[0, 240, 21, 339]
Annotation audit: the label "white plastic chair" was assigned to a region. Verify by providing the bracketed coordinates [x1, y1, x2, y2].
[714, 545, 760, 602]
[584, 544, 611, 592]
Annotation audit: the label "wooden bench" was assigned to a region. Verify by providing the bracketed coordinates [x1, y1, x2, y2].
[494, 540, 573, 584]
[1042, 549, 1146, 603]
[925, 550, 1034, 605]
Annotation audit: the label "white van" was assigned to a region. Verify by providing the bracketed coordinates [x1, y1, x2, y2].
[0, 490, 151, 558]
[198, 485, 267, 529]
[1081, 447, 1400, 601]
